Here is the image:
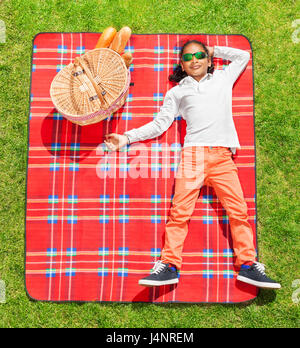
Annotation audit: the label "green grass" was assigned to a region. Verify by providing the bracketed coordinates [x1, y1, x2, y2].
[0, 0, 299, 328]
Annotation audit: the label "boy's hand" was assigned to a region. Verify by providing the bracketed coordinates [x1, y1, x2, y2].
[104, 133, 129, 151]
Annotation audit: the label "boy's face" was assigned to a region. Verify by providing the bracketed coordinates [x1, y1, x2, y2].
[180, 43, 211, 82]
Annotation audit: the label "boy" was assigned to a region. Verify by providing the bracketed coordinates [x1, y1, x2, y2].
[104, 41, 281, 290]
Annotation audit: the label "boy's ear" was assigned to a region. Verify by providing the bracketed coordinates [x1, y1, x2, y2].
[180, 62, 184, 71]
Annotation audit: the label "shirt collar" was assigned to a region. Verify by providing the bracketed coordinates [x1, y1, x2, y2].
[179, 73, 212, 86]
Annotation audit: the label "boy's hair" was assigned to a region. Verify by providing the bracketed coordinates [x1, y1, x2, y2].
[169, 40, 215, 83]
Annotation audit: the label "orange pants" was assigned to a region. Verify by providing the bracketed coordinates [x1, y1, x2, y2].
[161, 146, 256, 269]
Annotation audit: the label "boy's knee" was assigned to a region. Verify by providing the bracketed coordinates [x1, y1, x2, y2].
[169, 206, 192, 223]
[224, 201, 249, 221]
[227, 208, 249, 221]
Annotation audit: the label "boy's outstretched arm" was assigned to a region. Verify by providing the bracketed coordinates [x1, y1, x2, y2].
[105, 89, 179, 151]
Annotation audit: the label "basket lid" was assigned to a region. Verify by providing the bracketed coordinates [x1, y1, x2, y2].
[50, 48, 129, 118]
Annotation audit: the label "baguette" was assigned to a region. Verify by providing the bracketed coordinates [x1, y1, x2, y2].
[95, 27, 117, 48]
[109, 26, 132, 55]
[121, 52, 133, 68]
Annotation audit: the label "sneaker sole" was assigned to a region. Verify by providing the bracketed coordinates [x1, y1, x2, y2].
[138, 278, 179, 287]
[237, 275, 281, 289]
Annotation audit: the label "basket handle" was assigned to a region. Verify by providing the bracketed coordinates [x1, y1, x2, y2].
[74, 56, 106, 106]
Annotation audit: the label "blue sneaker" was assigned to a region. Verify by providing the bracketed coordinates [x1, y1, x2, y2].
[139, 260, 179, 287]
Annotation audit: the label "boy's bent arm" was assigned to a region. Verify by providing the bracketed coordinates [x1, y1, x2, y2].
[214, 46, 250, 85]
[124, 89, 179, 144]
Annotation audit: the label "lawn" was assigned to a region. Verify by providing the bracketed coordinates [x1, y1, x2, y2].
[0, 0, 299, 328]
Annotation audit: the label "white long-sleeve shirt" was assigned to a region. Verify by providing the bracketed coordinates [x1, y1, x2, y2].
[124, 46, 250, 154]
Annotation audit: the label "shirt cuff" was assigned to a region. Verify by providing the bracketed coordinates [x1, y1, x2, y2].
[213, 46, 224, 58]
[123, 131, 136, 144]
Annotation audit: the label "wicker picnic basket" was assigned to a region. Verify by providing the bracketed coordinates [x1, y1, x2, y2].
[50, 48, 130, 126]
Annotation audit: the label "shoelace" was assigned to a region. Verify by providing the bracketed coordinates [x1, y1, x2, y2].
[254, 262, 266, 275]
[151, 260, 167, 274]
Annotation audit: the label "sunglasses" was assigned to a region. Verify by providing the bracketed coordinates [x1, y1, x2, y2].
[182, 51, 208, 62]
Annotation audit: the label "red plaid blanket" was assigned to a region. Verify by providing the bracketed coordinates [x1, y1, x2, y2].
[25, 33, 258, 303]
